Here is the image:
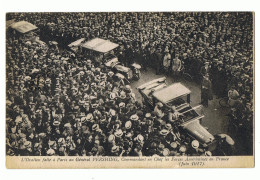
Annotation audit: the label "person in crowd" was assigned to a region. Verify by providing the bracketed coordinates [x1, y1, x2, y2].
[162, 50, 171, 75]
[171, 54, 182, 82]
[228, 85, 240, 107]
[154, 47, 163, 75]
[201, 74, 213, 107]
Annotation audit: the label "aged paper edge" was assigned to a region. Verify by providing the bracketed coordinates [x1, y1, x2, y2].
[6, 156, 254, 169]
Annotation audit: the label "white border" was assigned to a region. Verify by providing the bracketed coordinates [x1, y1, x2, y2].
[0, 0, 259, 179]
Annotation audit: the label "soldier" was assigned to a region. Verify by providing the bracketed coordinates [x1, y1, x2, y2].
[171, 54, 182, 82]
[163, 50, 171, 75]
[201, 74, 213, 107]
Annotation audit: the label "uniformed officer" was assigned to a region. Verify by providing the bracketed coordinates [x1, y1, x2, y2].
[201, 74, 213, 107]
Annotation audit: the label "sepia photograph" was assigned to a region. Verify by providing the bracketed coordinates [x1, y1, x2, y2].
[5, 11, 254, 168]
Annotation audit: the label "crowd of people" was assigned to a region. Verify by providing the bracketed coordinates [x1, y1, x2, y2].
[6, 12, 253, 156]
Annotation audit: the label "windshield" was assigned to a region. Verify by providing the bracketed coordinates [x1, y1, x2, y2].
[104, 53, 116, 62]
[166, 96, 186, 107]
[181, 108, 200, 122]
[104, 53, 115, 59]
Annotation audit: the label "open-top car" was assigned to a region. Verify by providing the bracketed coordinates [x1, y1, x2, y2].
[68, 38, 119, 63]
[137, 77, 217, 151]
[8, 21, 46, 46]
[68, 38, 86, 53]
[80, 38, 119, 63]
[69, 37, 141, 81]
[105, 57, 133, 81]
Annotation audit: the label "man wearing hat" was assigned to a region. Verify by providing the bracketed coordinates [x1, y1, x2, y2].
[46, 148, 56, 156]
[154, 102, 165, 118]
[172, 54, 182, 82]
[228, 85, 240, 107]
[201, 74, 213, 107]
[200, 61, 210, 79]
[186, 140, 203, 156]
[163, 50, 172, 75]
[154, 47, 163, 75]
[110, 145, 120, 156]
[214, 63, 227, 98]
[33, 143, 42, 156]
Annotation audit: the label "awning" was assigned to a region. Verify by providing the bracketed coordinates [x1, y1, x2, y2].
[81, 38, 119, 53]
[153, 83, 191, 103]
[10, 21, 38, 34]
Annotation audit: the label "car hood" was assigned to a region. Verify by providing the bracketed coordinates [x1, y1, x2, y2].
[181, 118, 215, 144]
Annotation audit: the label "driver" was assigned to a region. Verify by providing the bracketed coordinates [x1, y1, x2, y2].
[154, 102, 165, 118]
[168, 106, 182, 123]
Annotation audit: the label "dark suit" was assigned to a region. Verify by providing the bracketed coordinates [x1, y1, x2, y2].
[201, 77, 213, 107]
[155, 51, 163, 74]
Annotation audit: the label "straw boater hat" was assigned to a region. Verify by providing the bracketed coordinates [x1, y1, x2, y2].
[108, 134, 115, 143]
[120, 91, 126, 99]
[108, 71, 114, 77]
[137, 134, 144, 143]
[64, 123, 72, 128]
[170, 142, 178, 149]
[163, 148, 170, 156]
[145, 113, 151, 118]
[125, 121, 132, 129]
[86, 59, 92, 64]
[114, 129, 123, 137]
[79, 100, 85, 106]
[125, 132, 132, 138]
[24, 141, 31, 148]
[34, 143, 40, 149]
[81, 117, 87, 123]
[130, 114, 139, 121]
[92, 124, 100, 131]
[205, 151, 212, 156]
[110, 92, 116, 100]
[191, 140, 199, 149]
[86, 113, 94, 121]
[53, 121, 60, 127]
[111, 145, 119, 153]
[125, 85, 131, 90]
[158, 143, 165, 150]
[58, 138, 65, 144]
[165, 123, 172, 130]
[47, 148, 55, 156]
[179, 145, 187, 153]
[24, 76, 31, 81]
[48, 141, 56, 147]
[160, 129, 169, 136]
[38, 133, 46, 138]
[119, 102, 125, 108]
